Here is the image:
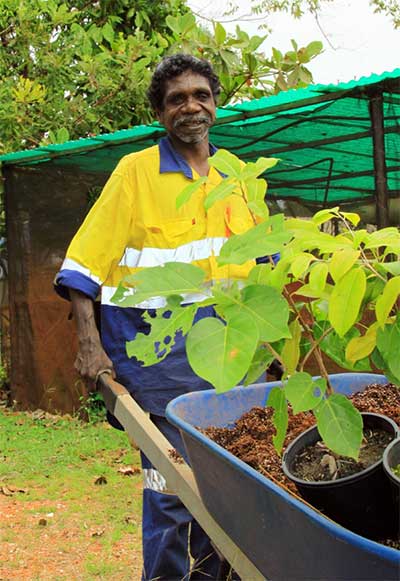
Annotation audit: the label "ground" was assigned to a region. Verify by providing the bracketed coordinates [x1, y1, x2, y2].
[0, 409, 143, 580]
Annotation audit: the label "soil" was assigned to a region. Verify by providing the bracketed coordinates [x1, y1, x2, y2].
[291, 428, 393, 481]
[202, 382, 400, 549]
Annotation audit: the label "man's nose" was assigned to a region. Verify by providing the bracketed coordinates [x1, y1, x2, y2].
[182, 96, 202, 113]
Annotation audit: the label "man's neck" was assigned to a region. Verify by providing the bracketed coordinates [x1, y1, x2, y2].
[168, 136, 211, 177]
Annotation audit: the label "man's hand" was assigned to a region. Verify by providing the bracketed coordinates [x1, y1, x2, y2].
[75, 335, 115, 390]
[70, 289, 115, 391]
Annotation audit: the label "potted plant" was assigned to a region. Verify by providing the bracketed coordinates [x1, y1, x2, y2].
[384, 437, 400, 490]
[112, 150, 400, 578]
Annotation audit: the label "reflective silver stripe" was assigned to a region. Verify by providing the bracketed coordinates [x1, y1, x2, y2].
[101, 286, 211, 308]
[60, 258, 103, 285]
[118, 237, 228, 268]
[143, 468, 168, 492]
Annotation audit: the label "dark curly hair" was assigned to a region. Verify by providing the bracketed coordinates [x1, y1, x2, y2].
[148, 53, 221, 112]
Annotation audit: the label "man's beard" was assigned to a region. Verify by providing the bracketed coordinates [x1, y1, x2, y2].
[173, 114, 213, 144]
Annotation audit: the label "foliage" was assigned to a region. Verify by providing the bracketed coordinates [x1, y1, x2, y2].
[244, 0, 400, 28]
[0, 1, 323, 154]
[113, 149, 400, 461]
[78, 391, 107, 423]
[372, 0, 400, 27]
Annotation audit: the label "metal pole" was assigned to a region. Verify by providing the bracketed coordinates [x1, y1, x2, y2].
[369, 92, 390, 228]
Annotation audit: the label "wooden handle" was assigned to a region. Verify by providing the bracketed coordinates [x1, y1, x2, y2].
[97, 373, 265, 580]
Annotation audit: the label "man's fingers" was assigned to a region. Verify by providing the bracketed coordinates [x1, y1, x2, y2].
[95, 368, 113, 383]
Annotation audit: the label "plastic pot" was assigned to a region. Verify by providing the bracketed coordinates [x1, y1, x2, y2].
[282, 412, 399, 540]
[383, 437, 400, 532]
[383, 437, 400, 489]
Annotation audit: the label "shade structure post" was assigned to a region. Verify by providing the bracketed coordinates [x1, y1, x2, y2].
[369, 91, 390, 228]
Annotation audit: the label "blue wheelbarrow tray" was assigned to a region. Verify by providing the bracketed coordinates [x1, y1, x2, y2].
[166, 373, 400, 581]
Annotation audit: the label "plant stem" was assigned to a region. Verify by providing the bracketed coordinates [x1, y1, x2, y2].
[283, 287, 333, 394]
[300, 323, 333, 372]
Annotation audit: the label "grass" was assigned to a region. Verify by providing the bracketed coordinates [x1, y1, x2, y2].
[0, 408, 143, 579]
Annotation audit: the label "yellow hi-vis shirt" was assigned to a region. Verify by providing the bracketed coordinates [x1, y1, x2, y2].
[56, 137, 255, 309]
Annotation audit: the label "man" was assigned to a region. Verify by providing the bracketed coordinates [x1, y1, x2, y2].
[55, 53, 255, 580]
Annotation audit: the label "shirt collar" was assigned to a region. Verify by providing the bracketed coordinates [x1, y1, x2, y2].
[159, 136, 220, 179]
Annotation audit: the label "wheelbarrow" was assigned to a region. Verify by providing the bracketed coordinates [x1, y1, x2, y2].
[99, 373, 400, 580]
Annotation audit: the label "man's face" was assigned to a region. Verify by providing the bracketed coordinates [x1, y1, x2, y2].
[157, 71, 216, 145]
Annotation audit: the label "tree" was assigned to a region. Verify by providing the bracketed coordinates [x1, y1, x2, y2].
[236, 0, 400, 28]
[0, 1, 322, 154]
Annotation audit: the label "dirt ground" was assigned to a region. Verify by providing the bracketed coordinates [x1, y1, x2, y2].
[0, 493, 142, 580]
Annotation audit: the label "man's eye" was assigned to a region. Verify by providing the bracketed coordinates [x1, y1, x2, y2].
[170, 95, 184, 105]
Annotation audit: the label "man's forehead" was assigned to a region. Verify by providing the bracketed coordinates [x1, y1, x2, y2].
[164, 71, 212, 93]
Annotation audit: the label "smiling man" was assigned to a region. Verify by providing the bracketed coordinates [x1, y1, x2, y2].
[54, 54, 252, 580]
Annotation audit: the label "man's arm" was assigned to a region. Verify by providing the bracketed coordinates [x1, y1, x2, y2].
[70, 289, 115, 389]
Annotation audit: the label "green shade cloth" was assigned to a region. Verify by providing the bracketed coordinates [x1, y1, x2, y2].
[2, 69, 399, 205]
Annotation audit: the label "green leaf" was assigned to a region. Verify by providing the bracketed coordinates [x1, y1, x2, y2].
[376, 276, 400, 327]
[186, 314, 259, 393]
[111, 263, 206, 307]
[376, 316, 400, 383]
[340, 211, 360, 226]
[267, 387, 288, 455]
[126, 302, 197, 366]
[284, 372, 326, 414]
[314, 395, 363, 459]
[246, 264, 272, 285]
[166, 15, 181, 34]
[318, 325, 371, 371]
[241, 158, 279, 180]
[244, 345, 274, 386]
[364, 228, 400, 250]
[286, 218, 319, 235]
[180, 12, 196, 34]
[215, 284, 291, 342]
[208, 149, 242, 179]
[102, 22, 114, 43]
[246, 177, 267, 202]
[218, 217, 292, 266]
[176, 177, 207, 210]
[329, 248, 360, 283]
[247, 200, 269, 219]
[214, 21, 227, 44]
[312, 207, 339, 226]
[345, 323, 378, 363]
[289, 252, 316, 278]
[204, 180, 237, 211]
[304, 40, 323, 58]
[280, 319, 302, 375]
[309, 262, 328, 295]
[272, 47, 283, 65]
[56, 127, 70, 143]
[380, 261, 400, 276]
[328, 267, 366, 336]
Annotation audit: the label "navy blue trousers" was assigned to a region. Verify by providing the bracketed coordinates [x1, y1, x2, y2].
[140, 415, 223, 581]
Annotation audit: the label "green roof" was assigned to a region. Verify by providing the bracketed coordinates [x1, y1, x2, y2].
[2, 68, 400, 206]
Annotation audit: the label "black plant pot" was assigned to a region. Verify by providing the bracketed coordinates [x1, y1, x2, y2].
[282, 413, 399, 541]
[383, 438, 400, 489]
[383, 438, 400, 533]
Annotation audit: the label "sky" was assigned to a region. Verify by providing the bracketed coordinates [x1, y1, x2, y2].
[187, 0, 400, 84]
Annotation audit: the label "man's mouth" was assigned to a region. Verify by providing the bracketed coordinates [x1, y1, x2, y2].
[174, 116, 211, 130]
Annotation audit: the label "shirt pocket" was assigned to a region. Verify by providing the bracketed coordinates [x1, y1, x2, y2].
[145, 218, 195, 248]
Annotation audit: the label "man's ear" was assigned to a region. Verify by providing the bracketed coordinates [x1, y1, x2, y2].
[155, 109, 163, 123]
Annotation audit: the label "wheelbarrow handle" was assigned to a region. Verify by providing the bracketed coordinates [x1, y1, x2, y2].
[97, 372, 129, 416]
[95, 372, 264, 581]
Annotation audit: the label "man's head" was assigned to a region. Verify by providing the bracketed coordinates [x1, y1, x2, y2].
[148, 54, 221, 145]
